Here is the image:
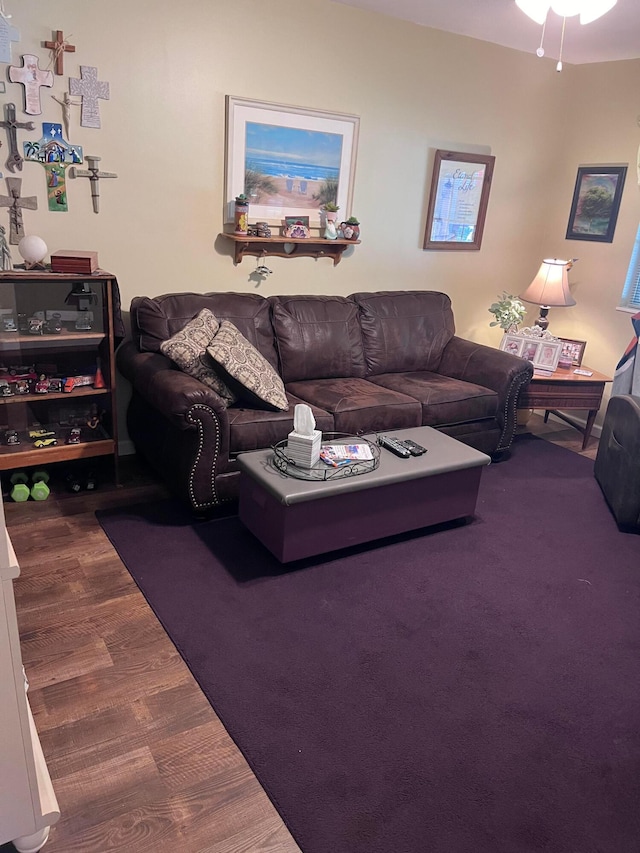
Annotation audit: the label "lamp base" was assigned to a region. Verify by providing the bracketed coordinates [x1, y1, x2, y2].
[535, 305, 550, 331]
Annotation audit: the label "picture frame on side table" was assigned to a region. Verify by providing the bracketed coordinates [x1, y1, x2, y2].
[566, 165, 627, 243]
[423, 150, 495, 251]
[558, 337, 587, 367]
[225, 96, 359, 228]
[499, 328, 562, 371]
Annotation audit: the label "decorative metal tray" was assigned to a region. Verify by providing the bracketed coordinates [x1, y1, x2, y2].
[272, 432, 380, 481]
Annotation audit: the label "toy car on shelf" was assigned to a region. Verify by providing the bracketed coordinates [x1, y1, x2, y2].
[34, 437, 58, 448]
[44, 313, 63, 334]
[4, 430, 19, 445]
[2, 315, 17, 332]
[28, 428, 56, 439]
[66, 427, 82, 444]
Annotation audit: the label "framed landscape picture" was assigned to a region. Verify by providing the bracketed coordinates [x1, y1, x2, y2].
[423, 150, 495, 251]
[566, 165, 627, 243]
[225, 96, 359, 227]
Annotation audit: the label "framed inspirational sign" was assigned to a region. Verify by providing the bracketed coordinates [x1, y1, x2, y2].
[423, 150, 495, 251]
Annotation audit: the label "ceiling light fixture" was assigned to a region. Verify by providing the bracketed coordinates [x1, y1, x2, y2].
[515, 0, 617, 70]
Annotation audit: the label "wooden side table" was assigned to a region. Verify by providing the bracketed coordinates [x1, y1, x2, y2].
[517, 365, 612, 449]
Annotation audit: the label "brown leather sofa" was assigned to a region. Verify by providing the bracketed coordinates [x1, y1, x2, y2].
[594, 394, 640, 530]
[117, 290, 533, 511]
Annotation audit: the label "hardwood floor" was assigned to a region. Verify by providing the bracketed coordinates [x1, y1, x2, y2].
[3, 417, 598, 853]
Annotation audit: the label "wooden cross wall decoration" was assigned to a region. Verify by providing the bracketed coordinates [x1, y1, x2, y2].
[43, 30, 76, 76]
[8, 54, 54, 115]
[69, 66, 110, 129]
[0, 178, 37, 243]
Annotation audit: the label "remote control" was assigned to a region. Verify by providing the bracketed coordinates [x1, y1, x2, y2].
[400, 439, 427, 456]
[378, 435, 411, 458]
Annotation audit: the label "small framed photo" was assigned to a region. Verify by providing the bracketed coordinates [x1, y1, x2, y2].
[558, 337, 587, 367]
[500, 333, 524, 357]
[500, 332, 561, 371]
[284, 220, 309, 240]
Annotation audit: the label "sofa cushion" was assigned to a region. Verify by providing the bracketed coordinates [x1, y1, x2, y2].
[132, 292, 279, 370]
[207, 321, 288, 412]
[228, 393, 334, 454]
[270, 295, 366, 383]
[351, 291, 455, 375]
[286, 377, 421, 435]
[370, 371, 498, 426]
[159, 308, 237, 404]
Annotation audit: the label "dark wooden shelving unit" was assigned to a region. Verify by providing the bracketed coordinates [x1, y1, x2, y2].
[0, 271, 120, 479]
[220, 233, 360, 266]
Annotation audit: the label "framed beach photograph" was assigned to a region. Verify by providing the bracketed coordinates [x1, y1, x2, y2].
[558, 337, 587, 367]
[225, 96, 359, 227]
[566, 165, 627, 243]
[423, 150, 495, 251]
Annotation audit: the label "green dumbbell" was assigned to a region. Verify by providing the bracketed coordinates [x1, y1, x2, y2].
[10, 471, 30, 502]
[30, 470, 50, 501]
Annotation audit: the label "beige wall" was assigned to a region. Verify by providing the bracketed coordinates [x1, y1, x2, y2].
[13, 0, 640, 442]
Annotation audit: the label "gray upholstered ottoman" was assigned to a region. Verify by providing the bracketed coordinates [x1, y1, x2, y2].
[237, 426, 490, 562]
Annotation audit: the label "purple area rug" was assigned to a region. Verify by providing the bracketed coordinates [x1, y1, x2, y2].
[97, 435, 640, 853]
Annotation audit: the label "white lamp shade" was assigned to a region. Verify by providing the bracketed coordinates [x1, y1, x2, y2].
[520, 258, 576, 307]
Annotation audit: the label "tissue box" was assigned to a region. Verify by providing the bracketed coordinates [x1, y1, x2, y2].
[287, 429, 322, 468]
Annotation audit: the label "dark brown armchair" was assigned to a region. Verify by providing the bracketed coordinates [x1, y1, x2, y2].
[594, 394, 640, 530]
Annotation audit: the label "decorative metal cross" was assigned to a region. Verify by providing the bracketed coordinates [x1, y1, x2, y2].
[69, 66, 110, 129]
[0, 177, 37, 243]
[8, 54, 53, 115]
[0, 103, 35, 172]
[69, 155, 118, 213]
[43, 29, 75, 76]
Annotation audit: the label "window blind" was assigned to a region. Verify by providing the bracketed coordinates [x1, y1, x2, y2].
[620, 224, 640, 310]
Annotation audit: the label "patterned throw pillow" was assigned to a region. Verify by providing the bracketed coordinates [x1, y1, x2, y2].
[206, 320, 289, 412]
[160, 308, 236, 404]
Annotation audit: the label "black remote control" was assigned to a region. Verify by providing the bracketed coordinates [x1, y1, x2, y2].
[378, 435, 411, 458]
[400, 439, 427, 456]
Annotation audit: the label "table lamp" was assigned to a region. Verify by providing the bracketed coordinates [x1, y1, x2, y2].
[519, 258, 576, 330]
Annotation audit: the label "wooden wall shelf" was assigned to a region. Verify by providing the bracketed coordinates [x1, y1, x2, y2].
[220, 234, 360, 266]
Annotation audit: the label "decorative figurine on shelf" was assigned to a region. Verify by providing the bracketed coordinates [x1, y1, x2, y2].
[234, 194, 249, 235]
[322, 202, 339, 240]
[0, 225, 12, 270]
[340, 216, 360, 241]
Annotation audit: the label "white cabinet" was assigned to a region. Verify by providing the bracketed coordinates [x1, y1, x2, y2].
[0, 499, 60, 852]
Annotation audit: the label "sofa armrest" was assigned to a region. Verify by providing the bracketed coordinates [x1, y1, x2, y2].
[117, 340, 229, 427]
[117, 341, 233, 508]
[594, 395, 640, 528]
[438, 336, 533, 453]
